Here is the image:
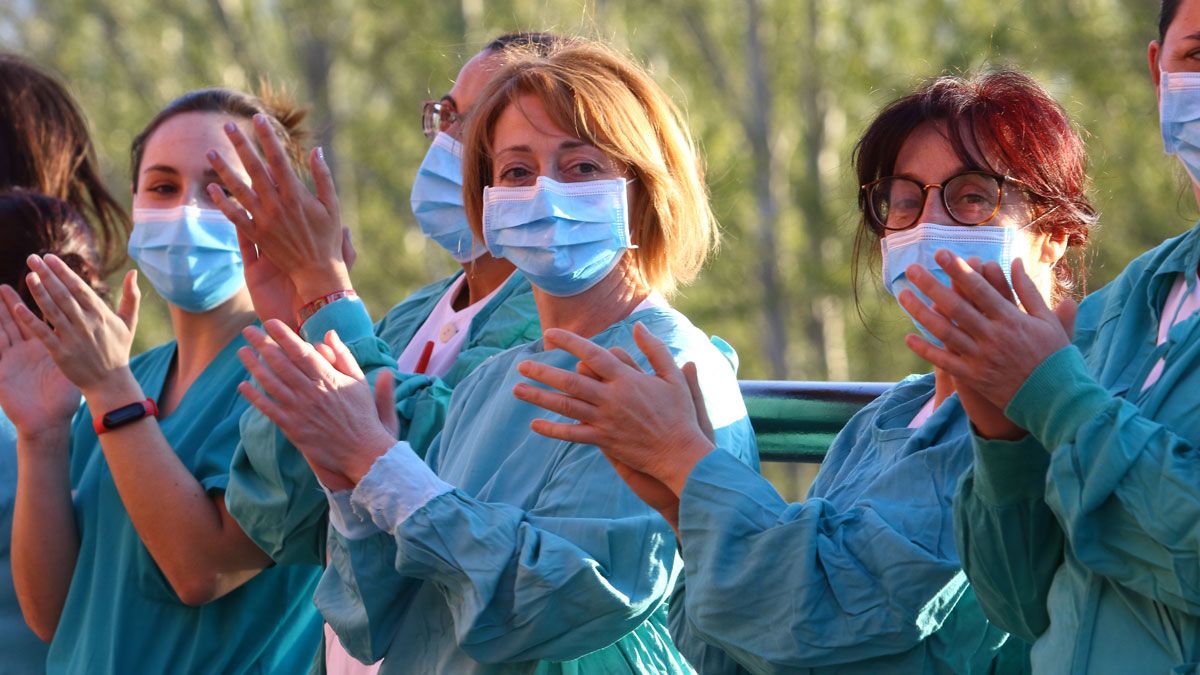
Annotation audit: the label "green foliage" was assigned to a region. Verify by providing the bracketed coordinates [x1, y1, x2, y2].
[0, 0, 1187, 381]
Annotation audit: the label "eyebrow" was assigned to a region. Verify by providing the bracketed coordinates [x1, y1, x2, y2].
[494, 140, 590, 156]
[141, 165, 223, 181]
[1184, 31, 1200, 42]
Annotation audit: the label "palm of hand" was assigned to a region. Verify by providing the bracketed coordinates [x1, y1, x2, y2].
[245, 254, 300, 326]
[0, 338, 79, 434]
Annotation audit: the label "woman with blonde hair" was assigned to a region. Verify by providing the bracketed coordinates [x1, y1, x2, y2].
[219, 37, 758, 673]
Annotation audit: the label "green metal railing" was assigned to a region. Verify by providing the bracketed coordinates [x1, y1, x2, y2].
[741, 381, 891, 463]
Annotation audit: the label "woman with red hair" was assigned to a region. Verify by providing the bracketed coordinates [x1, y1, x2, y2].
[515, 68, 1096, 673]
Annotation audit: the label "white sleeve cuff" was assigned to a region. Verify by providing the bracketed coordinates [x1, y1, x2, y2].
[323, 486, 380, 540]
[350, 441, 454, 532]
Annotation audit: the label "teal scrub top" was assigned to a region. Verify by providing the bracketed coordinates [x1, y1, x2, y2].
[47, 336, 322, 675]
[955, 222, 1200, 673]
[314, 300, 760, 674]
[670, 373, 1028, 675]
[0, 409, 50, 674]
[225, 271, 540, 566]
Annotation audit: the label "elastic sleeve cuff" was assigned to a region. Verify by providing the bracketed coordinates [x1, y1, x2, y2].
[350, 441, 454, 532]
[970, 432, 1051, 507]
[1005, 345, 1112, 450]
[324, 487, 381, 540]
[678, 448, 784, 535]
[300, 297, 375, 345]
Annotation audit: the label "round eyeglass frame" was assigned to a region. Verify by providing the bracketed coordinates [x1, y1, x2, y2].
[421, 96, 465, 140]
[860, 170, 1034, 233]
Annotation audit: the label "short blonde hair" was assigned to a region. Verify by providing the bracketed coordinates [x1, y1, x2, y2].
[461, 38, 717, 297]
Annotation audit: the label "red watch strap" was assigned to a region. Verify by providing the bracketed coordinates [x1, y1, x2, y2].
[94, 398, 159, 436]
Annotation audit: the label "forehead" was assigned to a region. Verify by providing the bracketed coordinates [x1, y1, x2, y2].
[141, 111, 243, 170]
[449, 50, 503, 109]
[893, 121, 992, 180]
[1166, 0, 1200, 44]
[493, 94, 577, 148]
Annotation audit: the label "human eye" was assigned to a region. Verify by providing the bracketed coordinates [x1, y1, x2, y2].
[497, 164, 534, 185]
[147, 182, 179, 196]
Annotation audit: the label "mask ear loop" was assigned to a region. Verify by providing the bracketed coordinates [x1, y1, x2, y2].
[1018, 203, 1060, 232]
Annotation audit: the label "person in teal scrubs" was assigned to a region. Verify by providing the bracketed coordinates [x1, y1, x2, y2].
[223, 34, 557, 573]
[213, 38, 758, 673]
[0, 89, 325, 674]
[0, 194, 114, 675]
[903, 3, 1200, 672]
[0, 52, 130, 675]
[513, 70, 1098, 674]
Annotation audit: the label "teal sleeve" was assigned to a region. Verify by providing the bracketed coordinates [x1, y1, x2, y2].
[1007, 345, 1200, 613]
[380, 445, 678, 664]
[317, 528, 421, 665]
[226, 297, 396, 564]
[667, 576, 752, 675]
[953, 433, 1063, 643]
[675, 448, 968, 673]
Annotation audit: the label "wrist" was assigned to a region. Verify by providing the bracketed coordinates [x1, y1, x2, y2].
[660, 435, 717, 497]
[345, 429, 400, 485]
[80, 368, 144, 413]
[292, 263, 353, 304]
[15, 424, 73, 457]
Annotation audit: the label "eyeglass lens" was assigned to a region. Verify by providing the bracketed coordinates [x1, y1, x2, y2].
[870, 173, 1002, 229]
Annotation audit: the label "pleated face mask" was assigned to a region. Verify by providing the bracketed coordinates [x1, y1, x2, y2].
[128, 205, 245, 313]
[410, 132, 485, 263]
[881, 222, 1017, 347]
[1161, 70, 1200, 183]
[482, 176, 635, 297]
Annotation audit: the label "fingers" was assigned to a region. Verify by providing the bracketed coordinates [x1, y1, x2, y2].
[117, 270, 140, 333]
[13, 302, 61, 353]
[240, 327, 318, 399]
[341, 227, 357, 271]
[896, 289, 980, 356]
[262, 320, 329, 382]
[529, 418, 601, 445]
[1011, 258, 1056, 322]
[1054, 297, 1078, 341]
[373, 369, 400, 439]
[632, 322, 682, 382]
[24, 258, 79, 331]
[42, 254, 105, 316]
[542, 328, 627, 381]
[208, 182, 257, 235]
[0, 286, 33, 342]
[237, 380, 290, 428]
[681, 362, 715, 442]
[903, 333, 974, 378]
[324, 331, 366, 381]
[513, 380, 599, 423]
[0, 287, 23, 348]
[516, 359, 605, 403]
[979, 261, 1014, 304]
[903, 263, 992, 339]
[608, 346, 641, 370]
[933, 250, 1021, 321]
[252, 114, 303, 204]
[311, 147, 341, 220]
[221, 121, 276, 197]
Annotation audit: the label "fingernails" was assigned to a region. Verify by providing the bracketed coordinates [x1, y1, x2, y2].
[207, 149, 218, 161]
[254, 113, 268, 127]
[224, 121, 237, 134]
[316, 146, 325, 162]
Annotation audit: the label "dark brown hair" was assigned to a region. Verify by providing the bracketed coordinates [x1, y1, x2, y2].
[130, 86, 308, 193]
[852, 69, 1097, 304]
[1161, 0, 1182, 42]
[0, 52, 129, 276]
[0, 191, 108, 317]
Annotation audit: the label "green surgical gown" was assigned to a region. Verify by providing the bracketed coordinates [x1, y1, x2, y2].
[955, 222, 1200, 673]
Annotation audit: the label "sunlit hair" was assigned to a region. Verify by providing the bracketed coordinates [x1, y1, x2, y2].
[0, 52, 129, 276]
[852, 69, 1097, 306]
[131, 85, 308, 193]
[461, 38, 717, 297]
[0, 190, 108, 317]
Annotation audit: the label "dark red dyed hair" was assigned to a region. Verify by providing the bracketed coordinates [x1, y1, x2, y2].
[852, 69, 1097, 303]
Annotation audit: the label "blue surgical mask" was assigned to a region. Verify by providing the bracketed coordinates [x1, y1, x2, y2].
[881, 222, 1016, 347]
[1160, 70, 1200, 182]
[410, 132, 484, 262]
[482, 176, 634, 297]
[128, 206, 245, 313]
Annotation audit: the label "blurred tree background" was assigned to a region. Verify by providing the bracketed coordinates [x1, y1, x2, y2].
[0, 0, 1191, 494]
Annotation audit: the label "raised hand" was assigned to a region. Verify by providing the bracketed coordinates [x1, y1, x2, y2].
[0, 286, 80, 440]
[898, 250, 1074, 413]
[512, 322, 715, 496]
[236, 321, 396, 490]
[206, 114, 353, 304]
[14, 255, 139, 395]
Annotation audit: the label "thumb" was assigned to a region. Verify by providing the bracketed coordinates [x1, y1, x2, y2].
[681, 362, 715, 443]
[118, 270, 141, 333]
[324, 330, 365, 380]
[310, 147, 341, 219]
[374, 368, 400, 439]
[1054, 297, 1078, 341]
